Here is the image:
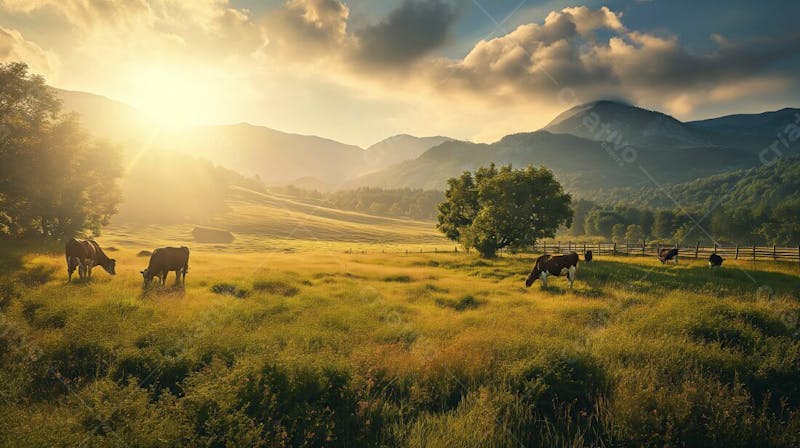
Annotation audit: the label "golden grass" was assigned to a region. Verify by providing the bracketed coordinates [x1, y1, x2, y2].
[1, 220, 799, 446]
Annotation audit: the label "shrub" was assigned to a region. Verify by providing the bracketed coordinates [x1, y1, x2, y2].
[435, 295, 483, 311]
[211, 283, 249, 298]
[252, 279, 299, 297]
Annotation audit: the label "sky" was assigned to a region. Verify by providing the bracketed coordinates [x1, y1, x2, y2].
[1, 0, 799, 147]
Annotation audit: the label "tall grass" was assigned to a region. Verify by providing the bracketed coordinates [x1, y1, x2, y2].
[1, 236, 799, 446]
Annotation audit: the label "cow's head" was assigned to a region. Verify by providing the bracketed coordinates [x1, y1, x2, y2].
[140, 268, 154, 286]
[101, 259, 116, 275]
[525, 266, 541, 287]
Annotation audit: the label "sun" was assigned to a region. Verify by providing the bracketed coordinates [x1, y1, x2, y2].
[126, 66, 223, 128]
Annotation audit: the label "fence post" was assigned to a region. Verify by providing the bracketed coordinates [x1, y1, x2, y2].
[695, 241, 699, 258]
[714, 243, 717, 255]
[455, 246, 458, 253]
[557, 241, 561, 253]
[583, 242, 586, 254]
[753, 245, 756, 261]
[656, 243, 660, 258]
[798, 244, 799, 265]
[773, 244, 777, 260]
[543, 242, 547, 254]
[613, 242, 617, 256]
[735, 245, 739, 260]
[643, 239, 646, 255]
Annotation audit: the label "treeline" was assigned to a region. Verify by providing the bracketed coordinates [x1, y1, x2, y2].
[0, 63, 121, 238]
[578, 155, 800, 245]
[569, 199, 800, 246]
[275, 186, 443, 221]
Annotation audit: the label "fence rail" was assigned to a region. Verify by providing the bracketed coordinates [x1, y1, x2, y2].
[530, 241, 800, 263]
[346, 242, 800, 263]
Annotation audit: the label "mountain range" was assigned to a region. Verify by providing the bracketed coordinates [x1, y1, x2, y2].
[57, 88, 799, 199]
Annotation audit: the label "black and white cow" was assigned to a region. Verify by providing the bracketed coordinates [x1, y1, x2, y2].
[708, 253, 724, 267]
[525, 252, 579, 288]
[659, 248, 679, 265]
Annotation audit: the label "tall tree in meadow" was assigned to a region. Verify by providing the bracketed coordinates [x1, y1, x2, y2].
[437, 164, 572, 257]
[0, 62, 121, 238]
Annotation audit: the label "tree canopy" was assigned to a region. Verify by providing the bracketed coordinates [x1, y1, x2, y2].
[0, 62, 122, 238]
[437, 164, 573, 257]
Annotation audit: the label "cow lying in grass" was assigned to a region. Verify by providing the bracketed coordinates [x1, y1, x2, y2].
[65, 238, 116, 282]
[659, 248, 679, 264]
[141, 246, 190, 287]
[525, 252, 579, 288]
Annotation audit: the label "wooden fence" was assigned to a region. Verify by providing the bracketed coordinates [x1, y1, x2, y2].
[530, 241, 800, 263]
[348, 242, 800, 263]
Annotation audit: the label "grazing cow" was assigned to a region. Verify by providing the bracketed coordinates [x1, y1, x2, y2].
[141, 247, 190, 287]
[709, 253, 724, 267]
[584, 250, 593, 263]
[659, 248, 679, 265]
[65, 238, 116, 282]
[525, 252, 579, 288]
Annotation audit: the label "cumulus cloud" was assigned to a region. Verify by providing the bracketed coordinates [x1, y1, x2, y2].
[406, 5, 800, 115]
[1, 0, 264, 59]
[263, 0, 350, 59]
[0, 26, 58, 78]
[351, 0, 458, 68]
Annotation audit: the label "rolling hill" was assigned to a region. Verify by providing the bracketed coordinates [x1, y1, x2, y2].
[350, 100, 798, 195]
[55, 89, 455, 187]
[689, 107, 800, 138]
[589, 153, 800, 211]
[363, 134, 455, 172]
[57, 88, 799, 200]
[348, 129, 757, 193]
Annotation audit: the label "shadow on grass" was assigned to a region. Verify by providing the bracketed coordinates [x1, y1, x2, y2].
[579, 260, 800, 298]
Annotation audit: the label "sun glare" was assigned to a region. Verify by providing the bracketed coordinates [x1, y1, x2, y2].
[127, 66, 222, 128]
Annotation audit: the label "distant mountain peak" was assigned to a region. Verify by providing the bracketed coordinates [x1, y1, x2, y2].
[543, 100, 709, 147]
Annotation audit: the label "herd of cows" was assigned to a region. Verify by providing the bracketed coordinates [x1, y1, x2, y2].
[65, 238, 724, 289]
[524, 247, 724, 288]
[65, 238, 190, 287]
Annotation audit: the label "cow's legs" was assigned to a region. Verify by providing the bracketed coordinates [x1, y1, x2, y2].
[540, 272, 548, 288]
[67, 257, 77, 282]
[160, 272, 167, 286]
[568, 266, 576, 288]
[175, 270, 181, 285]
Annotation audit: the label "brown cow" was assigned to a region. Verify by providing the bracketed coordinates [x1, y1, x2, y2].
[141, 247, 190, 287]
[526, 252, 579, 288]
[659, 248, 679, 265]
[65, 238, 116, 282]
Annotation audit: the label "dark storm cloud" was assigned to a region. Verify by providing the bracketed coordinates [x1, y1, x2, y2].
[352, 0, 459, 68]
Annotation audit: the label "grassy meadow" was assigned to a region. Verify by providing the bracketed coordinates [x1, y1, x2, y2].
[2, 220, 800, 447]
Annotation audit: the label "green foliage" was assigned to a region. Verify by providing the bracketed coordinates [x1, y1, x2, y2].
[584, 155, 800, 245]
[611, 223, 626, 243]
[625, 224, 645, 243]
[437, 164, 572, 257]
[0, 62, 122, 239]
